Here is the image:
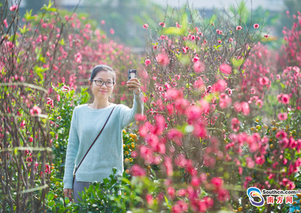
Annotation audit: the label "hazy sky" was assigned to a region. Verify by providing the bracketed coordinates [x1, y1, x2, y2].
[151, 0, 284, 11]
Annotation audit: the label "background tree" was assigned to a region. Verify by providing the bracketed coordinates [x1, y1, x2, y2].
[81, 0, 165, 47]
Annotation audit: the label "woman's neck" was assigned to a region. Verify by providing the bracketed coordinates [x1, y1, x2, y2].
[88, 99, 111, 109]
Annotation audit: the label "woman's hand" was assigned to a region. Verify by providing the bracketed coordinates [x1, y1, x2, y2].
[63, 188, 73, 202]
[127, 78, 141, 95]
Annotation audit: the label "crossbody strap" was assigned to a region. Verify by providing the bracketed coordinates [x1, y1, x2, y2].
[73, 105, 116, 176]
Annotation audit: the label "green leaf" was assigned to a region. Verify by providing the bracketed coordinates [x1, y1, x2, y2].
[24, 10, 34, 21]
[65, 197, 70, 204]
[210, 14, 217, 24]
[231, 57, 245, 68]
[161, 27, 184, 36]
[19, 25, 28, 34]
[59, 38, 65, 46]
[47, 192, 55, 201]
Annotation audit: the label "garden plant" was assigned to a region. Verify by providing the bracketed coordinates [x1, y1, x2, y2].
[1, 0, 301, 213]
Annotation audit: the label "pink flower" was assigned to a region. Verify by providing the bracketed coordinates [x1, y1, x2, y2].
[26, 157, 33, 162]
[229, 38, 233, 42]
[234, 102, 242, 112]
[212, 80, 227, 93]
[159, 22, 165, 27]
[259, 76, 270, 86]
[218, 189, 230, 201]
[74, 52, 82, 63]
[156, 53, 170, 66]
[241, 102, 250, 115]
[9, 5, 18, 11]
[281, 94, 290, 104]
[193, 61, 206, 73]
[219, 64, 232, 75]
[176, 22, 182, 28]
[167, 129, 183, 146]
[211, 177, 223, 191]
[164, 157, 173, 176]
[253, 23, 259, 29]
[135, 114, 147, 121]
[145, 59, 151, 66]
[236, 26, 242, 31]
[146, 194, 153, 206]
[264, 34, 269, 38]
[101, 20, 105, 25]
[185, 106, 202, 122]
[110, 28, 115, 34]
[30, 106, 41, 115]
[278, 112, 288, 121]
[131, 164, 146, 176]
[167, 187, 175, 198]
[143, 24, 149, 29]
[255, 155, 265, 165]
[192, 56, 199, 63]
[3, 19, 8, 28]
[231, 118, 240, 132]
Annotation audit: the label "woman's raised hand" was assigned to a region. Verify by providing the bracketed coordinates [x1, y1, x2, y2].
[126, 78, 141, 95]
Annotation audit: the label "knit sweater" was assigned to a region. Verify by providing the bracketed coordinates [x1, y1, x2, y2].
[63, 92, 144, 189]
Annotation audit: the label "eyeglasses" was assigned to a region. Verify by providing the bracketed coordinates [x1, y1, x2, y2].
[92, 80, 115, 87]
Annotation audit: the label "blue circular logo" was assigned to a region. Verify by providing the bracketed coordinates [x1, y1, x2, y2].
[247, 187, 265, 207]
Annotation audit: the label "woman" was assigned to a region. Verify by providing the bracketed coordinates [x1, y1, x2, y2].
[63, 65, 144, 203]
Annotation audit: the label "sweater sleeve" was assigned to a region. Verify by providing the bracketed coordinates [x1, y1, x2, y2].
[120, 91, 144, 129]
[63, 108, 79, 189]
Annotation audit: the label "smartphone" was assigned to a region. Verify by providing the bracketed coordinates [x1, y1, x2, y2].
[128, 69, 137, 81]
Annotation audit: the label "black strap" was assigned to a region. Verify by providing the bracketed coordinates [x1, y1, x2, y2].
[73, 106, 116, 176]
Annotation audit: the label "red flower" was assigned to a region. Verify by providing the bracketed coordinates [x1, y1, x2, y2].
[241, 102, 250, 115]
[236, 26, 242, 31]
[264, 34, 269, 38]
[278, 112, 288, 121]
[218, 189, 230, 201]
[145, 59, 151, 66]
[192, 56, 200, 63]
[3, 19, 8, 28]
[211, 177, 223, 191]
[146, 194, 153, 206]
[281, 94, 290, 104]
[156, 53, 170, 66]
[212, 80, 227, 93]
[185, 105, 202, 122]
[30, 106, 41, 116]
[135, 114, 147, 121]
[167, 129, 183, 146]
[231, 118, 240, 132]
[74, 52, 82, 63]
[219, 64, 232, 75]
[143, 24, 149, 29]
[253, 23, 259, 29]
[176, 22, 182, 28]
[131, 164, 146, 176]
[110, 28, 114, 34]
[159, 22, 165, 27]
[9, 5, 18, 11]
[193, 61, 206, 73]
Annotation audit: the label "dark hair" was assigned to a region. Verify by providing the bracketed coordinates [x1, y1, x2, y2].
[89, 65, 116, 83]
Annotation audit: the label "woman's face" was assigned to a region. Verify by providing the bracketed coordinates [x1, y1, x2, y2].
[89, 71, 115, 100]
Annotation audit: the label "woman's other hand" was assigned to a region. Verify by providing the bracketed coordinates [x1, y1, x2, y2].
[127, 78, 141, 95]
[63, 188, 73, 202]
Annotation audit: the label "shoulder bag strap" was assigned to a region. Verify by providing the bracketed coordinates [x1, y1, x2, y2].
[73, 105, 116, 176]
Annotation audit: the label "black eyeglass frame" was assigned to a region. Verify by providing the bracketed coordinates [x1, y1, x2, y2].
[92, 79, 115, 87]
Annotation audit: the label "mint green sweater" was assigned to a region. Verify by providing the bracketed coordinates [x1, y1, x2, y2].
[63, 92, 144, 189]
